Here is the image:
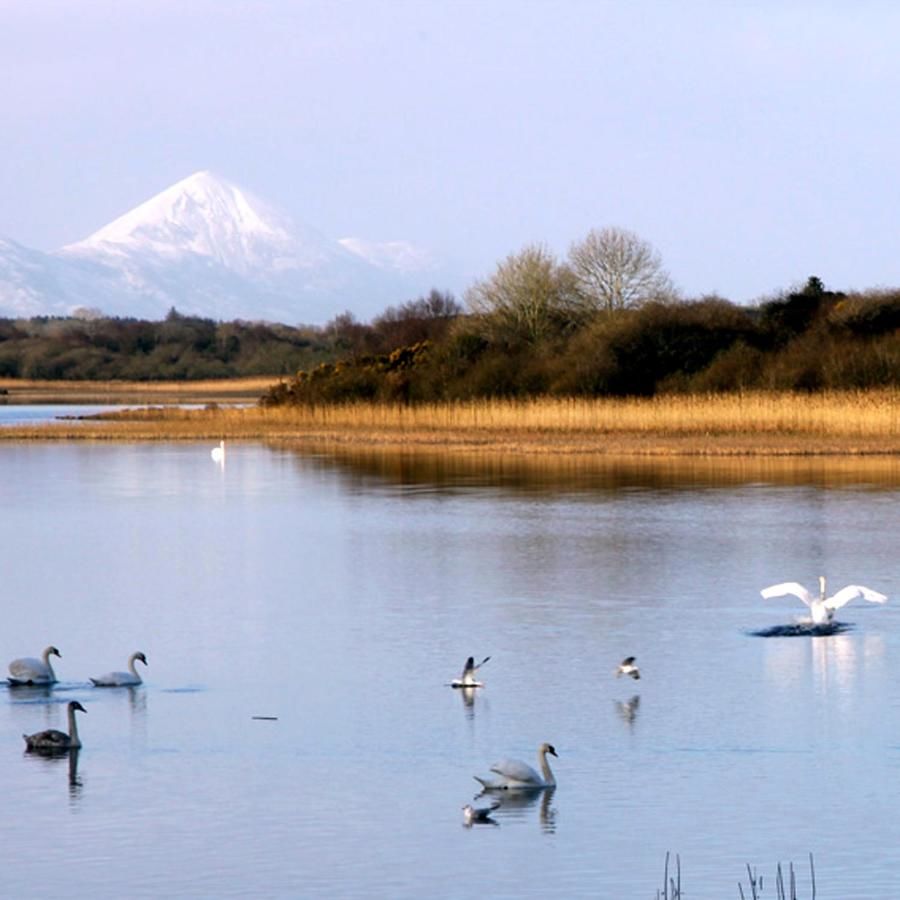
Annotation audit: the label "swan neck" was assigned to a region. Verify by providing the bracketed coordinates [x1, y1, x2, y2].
[129, 655, 139, 676]
[43, 650, 56, 681]
[67, 707, 81, 748]
[819, 576, 826, 601]
[539, 749, 556, 786]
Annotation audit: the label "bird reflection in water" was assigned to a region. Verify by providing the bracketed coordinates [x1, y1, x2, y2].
[615, 694, 641, 727]
[126, 685, 148, 715]
[68, 748, 83, 798]
[458, 685, 478, 716]
[472, 787, 557, 833]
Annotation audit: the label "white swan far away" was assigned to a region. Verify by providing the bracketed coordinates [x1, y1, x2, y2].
[8, 645, 61, 685]
[462, 800, 501, 826]
[761, 576, 887, 625]
[90, 651, 148, 687]
[211, 440, 225, 464]
[615, 656, 640, 680]
[23, 701, 86, 752]
[451, 655, 490, 688]
[474, 743, 558, 790]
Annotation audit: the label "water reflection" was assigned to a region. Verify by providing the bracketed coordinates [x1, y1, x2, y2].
[68, 749, 83, 797]
[276, 443, 900, 493]
[615, 694, 641, 728]
[456, 685, 479, 713]
[475, 788, 557, 834]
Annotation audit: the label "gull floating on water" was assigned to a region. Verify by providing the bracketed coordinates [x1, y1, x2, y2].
[8, 645, 61, 685]
[450, 656, 490, 688]
[90, 651, 148, 687]
[474, 743, 558, 791]
[761, 576, 887, 625]
[615, 656, 640, 680]
[462, 800, 501, 826]
[23, 701, 86, 752]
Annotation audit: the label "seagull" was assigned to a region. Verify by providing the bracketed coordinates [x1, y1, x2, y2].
[211, 440, 225, 464]
[8, 645, 61, 685]
[616, 656, 640, 680]
[474, 743, 558, 790]
[462, 801, 501, 826]
[761, 576, 887, 625]
[450, 655, 490, 688]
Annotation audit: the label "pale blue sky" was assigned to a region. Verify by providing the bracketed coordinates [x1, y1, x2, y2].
[2, 0, 899, 301]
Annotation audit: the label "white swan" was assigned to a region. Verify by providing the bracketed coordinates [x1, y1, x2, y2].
[474, 743, 558, 790]
[90, 651, 148, 687]
[211, 440, 225, 464]
[8, 645, 61, 685]
[761, 576, 887, 625]
[23, 701, 86, 751]
[451, 655, 490, 688]
[462, 800, 501, 826]
[616, 656, 640, 680]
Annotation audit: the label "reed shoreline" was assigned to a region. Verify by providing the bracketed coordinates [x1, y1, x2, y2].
[0, 382, 897, 457]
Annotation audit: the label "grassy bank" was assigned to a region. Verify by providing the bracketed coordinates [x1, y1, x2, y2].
[1, 388, 897, 456]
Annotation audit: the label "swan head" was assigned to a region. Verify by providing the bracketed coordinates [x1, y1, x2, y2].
[45, 646, 62, 659]
[134, 652, 148, 667]
[540, 743, 558, 758]
[69, 701, 87, 714]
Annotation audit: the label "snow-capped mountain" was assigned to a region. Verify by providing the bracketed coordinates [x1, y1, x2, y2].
[0, 172, 447, 323]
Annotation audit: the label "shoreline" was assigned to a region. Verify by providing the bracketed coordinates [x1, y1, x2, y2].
[0, 382, 896, 458]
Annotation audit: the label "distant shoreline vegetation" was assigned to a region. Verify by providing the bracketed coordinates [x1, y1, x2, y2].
[1, 261, 898, 400]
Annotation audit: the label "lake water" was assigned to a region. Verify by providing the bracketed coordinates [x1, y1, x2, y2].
[1, 440, 898, 898]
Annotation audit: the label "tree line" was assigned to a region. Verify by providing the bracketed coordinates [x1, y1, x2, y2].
[264, 228, 900, 404]
[0, 310, 335, 380]
[1, 227, 898, 396]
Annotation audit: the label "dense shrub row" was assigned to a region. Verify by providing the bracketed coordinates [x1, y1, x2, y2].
[2, 281, 897, 397]
[264, 280, 900, 403]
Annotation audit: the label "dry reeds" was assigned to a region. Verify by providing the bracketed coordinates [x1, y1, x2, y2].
[1, 390, 897, 456]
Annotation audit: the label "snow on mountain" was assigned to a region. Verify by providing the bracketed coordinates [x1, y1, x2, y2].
[338, 237, 436, 272]
[0, 172, 447, 324]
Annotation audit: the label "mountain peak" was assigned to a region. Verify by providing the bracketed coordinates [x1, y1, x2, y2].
[61, 170, 305, 274]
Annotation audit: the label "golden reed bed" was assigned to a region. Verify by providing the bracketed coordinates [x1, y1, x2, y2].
[1, 385, 897, 457]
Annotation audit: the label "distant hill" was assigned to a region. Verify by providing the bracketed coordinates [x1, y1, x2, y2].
[0, 172, 450, 324]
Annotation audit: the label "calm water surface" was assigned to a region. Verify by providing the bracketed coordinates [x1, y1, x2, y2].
[0, 442, 898, 898]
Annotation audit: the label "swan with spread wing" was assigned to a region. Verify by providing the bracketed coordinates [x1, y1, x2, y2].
[761, 575, 887, 625]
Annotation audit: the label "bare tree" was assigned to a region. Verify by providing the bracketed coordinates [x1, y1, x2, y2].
[465, 244, 577, 344]
[567, 226, 676, 314]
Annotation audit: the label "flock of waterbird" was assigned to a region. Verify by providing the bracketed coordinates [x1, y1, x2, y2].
[8, 648, 147, 751]
[8, 572, 885, 821]
[452, 575, 887, 826]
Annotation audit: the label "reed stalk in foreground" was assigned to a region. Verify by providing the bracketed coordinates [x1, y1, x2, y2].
[656, 853, 816, 900]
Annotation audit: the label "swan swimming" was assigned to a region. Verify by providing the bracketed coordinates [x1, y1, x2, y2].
[474, 743, 558, 790]
[8, 645, 61, 685]
[90, 651, 148, 687]
[616, 656, 640, 680]
[211, 440, 225, 464]
[23, 701, 86, 752]
[462, 800, 501, 826]
[761, 576, 887, 625]
[450, 655, 490, 688]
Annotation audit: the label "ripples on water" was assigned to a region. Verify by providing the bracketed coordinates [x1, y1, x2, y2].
[0, 443, 897, 898]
